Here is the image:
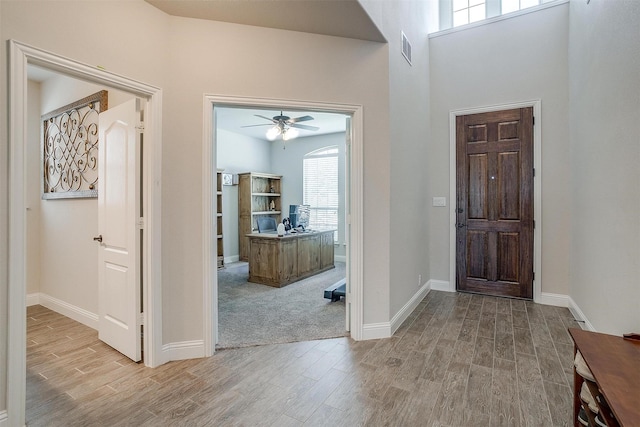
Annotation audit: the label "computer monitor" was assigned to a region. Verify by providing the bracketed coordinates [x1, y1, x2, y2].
[289, 205, 310, 230]
[256, 216, 277, 233]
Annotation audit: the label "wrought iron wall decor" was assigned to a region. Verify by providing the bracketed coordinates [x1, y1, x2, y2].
[42, 90, 108, 199]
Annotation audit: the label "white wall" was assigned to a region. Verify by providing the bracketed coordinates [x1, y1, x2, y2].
[568, 0, 640, 334]
[270, 132, 347, 259]
[216, 128, 272, 261]
[360, 0, 432, 318]
[1, 1, 393, 414]
[161, 16, 390, 342]
[429, 3, 571, 296]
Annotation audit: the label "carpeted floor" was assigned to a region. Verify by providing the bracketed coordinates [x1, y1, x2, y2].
[216, 261, 347, 349]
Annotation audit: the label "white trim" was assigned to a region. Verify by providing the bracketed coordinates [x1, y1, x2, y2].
[538, 292, 568, 308]
[8, 40, 163, 426]
[335, 255, 347, 263]
[26, 293, 40, 307]
[390, 282, 431, 335]
[224, 255, 240, 264]
[568, 297, 596, 332]
[449, 100, 542, 302]
[429, 0, 568, 38]
[162, 340, 205, 361]
[362, 322, 391, 340]
[30, 293, 99, 329]
[202, 95, 365, 355]
[429, 279, 453, 292]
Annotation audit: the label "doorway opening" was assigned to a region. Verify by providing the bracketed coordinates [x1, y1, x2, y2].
[7, 40, 163, 425]
[202, 95, 365, 355]
[214, 106, 349, 349]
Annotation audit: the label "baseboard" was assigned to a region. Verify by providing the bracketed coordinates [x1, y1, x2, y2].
[224, 255, 240, 264]
[568, 297, 596, 331]
[537, 292, 569, 307]
[429, 279, 453, 292]
[162, 340, 205, 361]
[26, 292, 40, 307]
[37, 293, 99, 330]
[361, 280, 432, 340]
[361, 322, 391, 340]
[390, 281, 431, 335]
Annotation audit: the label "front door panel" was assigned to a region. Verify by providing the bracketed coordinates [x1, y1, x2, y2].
[456, 107, 534, 299]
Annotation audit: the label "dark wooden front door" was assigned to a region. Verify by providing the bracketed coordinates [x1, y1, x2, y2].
[456, 107, 534, 299]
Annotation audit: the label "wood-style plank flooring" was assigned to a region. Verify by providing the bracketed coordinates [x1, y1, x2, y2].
[26, 291, 580, 426]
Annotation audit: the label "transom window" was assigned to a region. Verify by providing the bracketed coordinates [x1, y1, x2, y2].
[438, 0, 563, 32]
[502, 0, 541, 14]
[453, 0, 486, 27]
[303, 146, 339, 242]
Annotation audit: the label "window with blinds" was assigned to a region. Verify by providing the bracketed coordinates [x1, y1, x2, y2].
[303, 146, 339, 242]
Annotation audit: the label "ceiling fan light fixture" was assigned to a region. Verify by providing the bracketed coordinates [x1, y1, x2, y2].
[282, 127, 299, 141]
[266, 125, 281, 141]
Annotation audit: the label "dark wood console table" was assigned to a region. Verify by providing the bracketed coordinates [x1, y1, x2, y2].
[247, 230, 335, 287]
[569, 328, 640, 427]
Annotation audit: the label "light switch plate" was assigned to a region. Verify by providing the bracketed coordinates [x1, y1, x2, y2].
[432, 197, 447, 207]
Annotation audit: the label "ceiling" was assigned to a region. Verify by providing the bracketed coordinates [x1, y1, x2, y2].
[216, 106, 347, 141]
[144, 0, 386, 42]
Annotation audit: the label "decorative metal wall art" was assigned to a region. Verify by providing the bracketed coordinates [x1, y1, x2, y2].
[42, 90, 108, 199]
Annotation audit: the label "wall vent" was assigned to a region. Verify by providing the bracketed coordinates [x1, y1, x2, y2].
[401, 31, 412, 65]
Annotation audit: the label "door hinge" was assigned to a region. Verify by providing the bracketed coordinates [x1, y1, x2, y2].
[532, 272, 535, 281]
[533, 168, 535, 177]
[138, 312, 145, 325]
[532, 116, 535, 125]
[136, 123, 145, 131]
[137, 217, 146, 229]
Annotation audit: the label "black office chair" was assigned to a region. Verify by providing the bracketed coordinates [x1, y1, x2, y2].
[257, 217, 277, 233]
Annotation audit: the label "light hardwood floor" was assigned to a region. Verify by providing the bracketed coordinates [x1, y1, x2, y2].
[26, 291, 579, 426]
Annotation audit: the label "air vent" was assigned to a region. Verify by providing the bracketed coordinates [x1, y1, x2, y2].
[401, 31, 412, 65]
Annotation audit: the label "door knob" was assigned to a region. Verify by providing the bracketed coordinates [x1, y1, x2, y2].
[457, 223, 466, 228]
[93, 235, 103, 242]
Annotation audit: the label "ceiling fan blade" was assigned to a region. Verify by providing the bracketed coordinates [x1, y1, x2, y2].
[289, 115, 314, 123]
[290, 123, 319, 131]
[241, 123, 273, 128]
[254, 114, 277, 123]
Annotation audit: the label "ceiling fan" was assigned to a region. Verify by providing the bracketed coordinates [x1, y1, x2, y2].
[242, 111, 319, 145]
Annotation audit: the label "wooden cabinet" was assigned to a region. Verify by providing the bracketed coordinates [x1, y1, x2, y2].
[569, 328, 640, 427]
[216, 170, 224, 269]
[238, 172, 282, 261]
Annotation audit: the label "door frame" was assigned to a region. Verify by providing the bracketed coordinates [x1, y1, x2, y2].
[7, 40, 163, 425]
[202, 95, 364, 355]
[448, 100, 543, 302]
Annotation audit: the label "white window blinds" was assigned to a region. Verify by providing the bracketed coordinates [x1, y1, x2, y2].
[303, 146, 339, 242]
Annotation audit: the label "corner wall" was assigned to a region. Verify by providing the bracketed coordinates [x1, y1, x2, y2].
[429, 3, 571, 297]
[568, 0, 640, 334]
[359, 0, 431, 325]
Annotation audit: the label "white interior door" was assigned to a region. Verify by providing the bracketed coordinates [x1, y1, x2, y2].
[97, 98, 142, 362]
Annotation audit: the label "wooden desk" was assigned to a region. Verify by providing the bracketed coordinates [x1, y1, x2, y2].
[247, 230, 335, 287]
[569, 328, 640, 427]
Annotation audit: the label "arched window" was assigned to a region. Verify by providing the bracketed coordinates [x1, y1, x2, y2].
[303, 146, 339, 242]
